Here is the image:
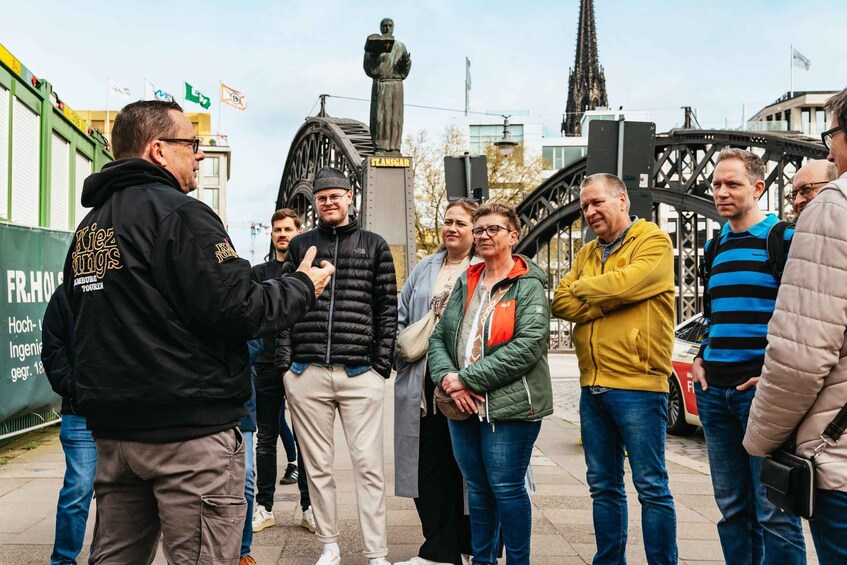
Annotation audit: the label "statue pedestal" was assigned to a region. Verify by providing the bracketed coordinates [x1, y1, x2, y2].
[361, 155, 416, 287]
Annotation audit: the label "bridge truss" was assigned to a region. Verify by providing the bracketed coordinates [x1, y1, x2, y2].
[275, 116, 374, 228]
[515, 129, 827, 347]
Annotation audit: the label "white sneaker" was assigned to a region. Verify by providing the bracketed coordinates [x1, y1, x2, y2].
[315, 553, 340, 565]
[368, 559, 392, 565]
[301, 506, 317, 533]
[252, 505, 275, 532]
[395, 557, 451, 565]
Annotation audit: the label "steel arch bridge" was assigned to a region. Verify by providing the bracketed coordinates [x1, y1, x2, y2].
[516, 129, 828, 337]
[273, 120, 827, 340]
[275, 116, 374, 228]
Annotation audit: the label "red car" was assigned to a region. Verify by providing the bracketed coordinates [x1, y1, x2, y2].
[668, 314, 706, 436]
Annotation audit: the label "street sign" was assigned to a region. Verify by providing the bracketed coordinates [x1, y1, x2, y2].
[444, 154, 488, 200]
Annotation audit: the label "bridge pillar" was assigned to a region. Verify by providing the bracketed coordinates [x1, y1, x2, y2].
[676, 210, 701, 321]
[361, 156, 416, 287]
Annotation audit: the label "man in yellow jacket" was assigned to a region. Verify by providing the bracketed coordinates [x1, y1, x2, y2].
[552, 173, 677, 565]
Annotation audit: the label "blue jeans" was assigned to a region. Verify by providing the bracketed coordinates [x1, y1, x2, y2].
[51, 414, 97, 565]
[580, 388, 677, 565]
[694, 383, 805, 564]
[241, 431, 255, 558]
[448, 418, 540, 565]
[809, 490, 847, 564]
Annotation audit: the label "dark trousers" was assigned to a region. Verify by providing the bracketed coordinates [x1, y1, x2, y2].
[255, 366, 310, 512]
[414, 375, 472, 564]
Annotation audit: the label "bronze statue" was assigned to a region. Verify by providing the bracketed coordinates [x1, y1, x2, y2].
[363, 18, 411, 154]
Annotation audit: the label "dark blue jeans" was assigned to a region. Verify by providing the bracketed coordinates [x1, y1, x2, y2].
[448, 418, 540, 565]
[51, 414, 97, 565]
[809, 489, 847, 564]
[580, 388, 677, 565]
[694, 383, 805, 564]
[241, 430, 255, 558]
[279, 395, 297, 463]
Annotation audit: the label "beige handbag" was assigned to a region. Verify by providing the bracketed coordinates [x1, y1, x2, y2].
[396, 308, 437, 362]
[396, 288, 453, 362]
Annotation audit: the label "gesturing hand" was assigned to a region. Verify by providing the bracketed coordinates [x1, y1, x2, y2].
[295, 246, 335, 298]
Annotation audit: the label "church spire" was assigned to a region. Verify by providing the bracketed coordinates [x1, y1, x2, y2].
[565, 0, 608, 136]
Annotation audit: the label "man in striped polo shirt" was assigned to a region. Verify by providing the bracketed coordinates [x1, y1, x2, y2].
[692, 148, 806, 564]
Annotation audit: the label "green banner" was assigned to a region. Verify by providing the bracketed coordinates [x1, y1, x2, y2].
[0, 224, 71, 423]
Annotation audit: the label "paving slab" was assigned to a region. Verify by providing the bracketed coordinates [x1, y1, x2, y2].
[0, 356, 822, 563]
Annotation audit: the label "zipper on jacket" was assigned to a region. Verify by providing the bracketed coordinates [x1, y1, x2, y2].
[325, 227, 340, 364]
[589, 247, 605, 386]
[522, 376, 534, 415]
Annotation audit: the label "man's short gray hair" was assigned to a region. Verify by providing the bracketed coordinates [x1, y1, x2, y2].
[824, 160, 839, 181]
[580, 173, 630, 211]
[825, 87, 847, 131]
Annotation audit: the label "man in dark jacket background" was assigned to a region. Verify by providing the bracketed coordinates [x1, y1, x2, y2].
[41, 285, 96, 565]
[251, 208, 314, 535]
[64, 100, 334, 564]
[276, 166, 397, 565]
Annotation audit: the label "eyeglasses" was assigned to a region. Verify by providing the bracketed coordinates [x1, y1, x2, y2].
[821, 125, 844, 149]
[315, 193, 348, 206]
[447, 196, 480, 203]
[472, 225, 510, 238]
[788, 181, 829, 201]
[160, 138, 200, 154]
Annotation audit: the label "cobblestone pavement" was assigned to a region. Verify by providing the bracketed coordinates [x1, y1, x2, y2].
[549, 353, 709, 467]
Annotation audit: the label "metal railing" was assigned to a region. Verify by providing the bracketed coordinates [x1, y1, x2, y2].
[0, 407, 61, 441]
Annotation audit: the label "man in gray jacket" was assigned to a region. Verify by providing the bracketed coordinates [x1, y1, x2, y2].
[744, 86, 847, 563]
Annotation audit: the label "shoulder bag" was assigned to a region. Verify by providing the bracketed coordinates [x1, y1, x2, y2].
[760, 403, 847, 519]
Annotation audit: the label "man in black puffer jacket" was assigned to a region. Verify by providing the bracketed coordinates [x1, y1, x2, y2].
[64, 100, 334, 564]
[275, 166, 397, 565]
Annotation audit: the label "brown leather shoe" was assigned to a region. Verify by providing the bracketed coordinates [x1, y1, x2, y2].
[239, 556, 257, 565]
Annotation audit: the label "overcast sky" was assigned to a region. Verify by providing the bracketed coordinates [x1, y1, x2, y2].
[4, 0, 844, 262]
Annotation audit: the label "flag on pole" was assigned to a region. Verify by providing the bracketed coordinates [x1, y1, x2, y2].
[146, 81, 175, 102]
[184, 82, 211, 109]
[221, 83, 247, 110]
[466, 57, 471, 90]
[108, 80, 131, 99]
[792, 48, 811, 71]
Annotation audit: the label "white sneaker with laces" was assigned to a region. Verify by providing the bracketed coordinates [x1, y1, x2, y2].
[315, 552, 340, 565]
[395, 557, 451, 565]
[301, 505, 317, 533]
[251, 505, 275, 532]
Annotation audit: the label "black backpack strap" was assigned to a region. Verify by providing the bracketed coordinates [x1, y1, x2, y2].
[766, 221, 794, 282]
[699, 235, 721, 286]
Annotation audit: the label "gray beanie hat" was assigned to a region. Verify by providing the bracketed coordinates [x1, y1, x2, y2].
[313, 166, 352, 193]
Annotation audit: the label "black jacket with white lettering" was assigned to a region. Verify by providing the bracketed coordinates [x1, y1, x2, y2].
[274, 217, 397, 377]
[40, 286, 77, 416]
[63, 158, 315, 441]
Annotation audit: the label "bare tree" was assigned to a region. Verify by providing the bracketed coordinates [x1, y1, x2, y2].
[404, 126, 545, 258]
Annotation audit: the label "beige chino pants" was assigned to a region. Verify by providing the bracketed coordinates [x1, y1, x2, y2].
[284, 365, 388, 558]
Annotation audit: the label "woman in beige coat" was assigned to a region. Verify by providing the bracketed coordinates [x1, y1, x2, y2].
[743, 176, 847, 564]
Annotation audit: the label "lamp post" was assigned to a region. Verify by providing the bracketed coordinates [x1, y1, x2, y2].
[494, 115, 518, 157]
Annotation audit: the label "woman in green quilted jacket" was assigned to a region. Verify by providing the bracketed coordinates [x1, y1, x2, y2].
[428, 202, 553, 565]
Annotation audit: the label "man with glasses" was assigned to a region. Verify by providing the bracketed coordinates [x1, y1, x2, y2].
[63, 100, 334, 563]
[743, 87, 847, 563]
[276, 166, 397, 565]
[789, 159, 838, 217]
[822, 90, 847, 179]
[552, 173, 678, 565]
